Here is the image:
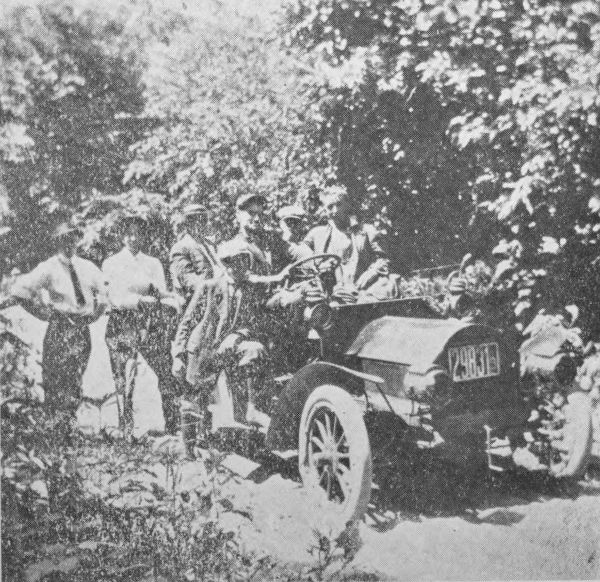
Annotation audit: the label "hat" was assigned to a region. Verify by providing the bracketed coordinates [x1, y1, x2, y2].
[181, 203, 209, 217]
[52, 221, 82, 240]
[320, 185, 349, 205]
[118, 213, 148, 229]
[236, 193, 267, 211]
[277, 205, 306, 222]
[448, 277, 467, 294]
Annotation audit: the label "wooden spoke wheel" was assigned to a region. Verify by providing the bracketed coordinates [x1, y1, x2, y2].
[541, 391, 592, 478]
[299, 385, 372, 528]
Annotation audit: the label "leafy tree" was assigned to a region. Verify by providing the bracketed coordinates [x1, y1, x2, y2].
[124, 0, 331, 238]
[0, 0, 155, 271]
[284, 0, 600, 332]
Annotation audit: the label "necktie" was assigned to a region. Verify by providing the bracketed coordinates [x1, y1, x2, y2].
[67, 260, 86, 307]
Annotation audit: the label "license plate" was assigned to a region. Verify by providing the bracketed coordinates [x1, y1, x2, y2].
[448, 342, 500, 382]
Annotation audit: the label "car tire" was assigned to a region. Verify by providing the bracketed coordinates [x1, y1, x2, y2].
[298, 384, 373, 530]
[549, 390, 592, 479]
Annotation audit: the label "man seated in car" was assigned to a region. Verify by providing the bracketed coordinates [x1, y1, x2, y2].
[303, 186, 394, 303]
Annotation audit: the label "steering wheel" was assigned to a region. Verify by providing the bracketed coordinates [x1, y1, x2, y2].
[285, 253, 342, 285]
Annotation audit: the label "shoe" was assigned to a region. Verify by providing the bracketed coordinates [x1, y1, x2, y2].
[171, 356, 186, 380]
[245, 402, 271, 429]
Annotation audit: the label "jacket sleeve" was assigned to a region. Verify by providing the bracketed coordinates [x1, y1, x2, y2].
[364, 224, 388, 259]
[302, 228, 316, 251]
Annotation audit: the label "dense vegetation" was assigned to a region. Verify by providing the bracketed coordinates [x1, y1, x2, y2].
[283, 0, 600, 332]
[2, 0, 600, 330]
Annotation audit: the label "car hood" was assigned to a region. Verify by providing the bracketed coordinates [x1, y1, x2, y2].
[346, 315, 497, 374]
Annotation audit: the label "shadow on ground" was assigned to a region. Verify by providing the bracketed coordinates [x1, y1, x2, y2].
[217, 423, 600, 536]
[365, 440, 600, 532]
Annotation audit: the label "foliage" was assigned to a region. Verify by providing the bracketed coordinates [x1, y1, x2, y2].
[0, 0, 159, 272]
[123, 0, 332, 240]
[284, 0, 600, 334]
[0, 0, 334, 275]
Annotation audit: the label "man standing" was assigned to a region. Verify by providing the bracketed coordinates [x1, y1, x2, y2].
[10, 222, 108, 416]
[169, 203, 231, 456]
[103, 215, 180, 434]
[217, 193, 289, 428]
[169, 204, 228, 379]
[303, 186, 389, 291]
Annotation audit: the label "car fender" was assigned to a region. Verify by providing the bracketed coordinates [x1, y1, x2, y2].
[266, 361, 380, 453]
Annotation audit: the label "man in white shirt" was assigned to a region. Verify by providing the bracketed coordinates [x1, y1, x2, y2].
[9, 222, 108, 415]
[103, 215, 180, 434]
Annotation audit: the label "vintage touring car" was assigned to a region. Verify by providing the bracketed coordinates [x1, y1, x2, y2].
[259, 257, 594, 527]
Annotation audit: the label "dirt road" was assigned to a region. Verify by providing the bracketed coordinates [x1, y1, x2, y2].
[222, 454, 600, 580]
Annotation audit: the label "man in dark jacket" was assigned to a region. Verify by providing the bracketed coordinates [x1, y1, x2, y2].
[169, 204, 228, 379]
[169, 204, 232, 455]
[303, 186, 389, 300]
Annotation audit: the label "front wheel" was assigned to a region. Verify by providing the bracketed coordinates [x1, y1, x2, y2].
[298, 385, 372, 530]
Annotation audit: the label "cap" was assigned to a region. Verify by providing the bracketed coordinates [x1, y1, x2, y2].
[236, 193, 267, 211]
[277, 205, 306, 222]
[448, 277, 467, 294]
[181, 203, 209, 217]
[52, 221, 82, 240]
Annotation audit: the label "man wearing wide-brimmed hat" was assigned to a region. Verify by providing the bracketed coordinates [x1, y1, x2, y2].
[9, 220, 108, 416]
[103, 213, 181, 434]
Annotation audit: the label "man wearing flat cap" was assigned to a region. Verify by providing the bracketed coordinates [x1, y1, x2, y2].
[103, 214, 180, 434]
[216, 192, 290, 428]
[440, 275, 477, 320]
[169, 203, 232, 454]
[9, 220, 108, 417]
[169, 204, 230, 373]
[270, 204, 312, 274]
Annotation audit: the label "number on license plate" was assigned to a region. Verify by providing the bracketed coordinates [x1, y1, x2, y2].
[448, 343, 500, 382]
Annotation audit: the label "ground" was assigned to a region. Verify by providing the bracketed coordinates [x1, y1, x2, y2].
[66, 431, 599, 581]
[217, 445, 600, 580]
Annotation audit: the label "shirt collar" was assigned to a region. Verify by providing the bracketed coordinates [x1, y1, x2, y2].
[57, 252, 75, 266]
[120, 246, 142, 261]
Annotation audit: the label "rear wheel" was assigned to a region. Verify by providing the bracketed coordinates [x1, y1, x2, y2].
[542, 391, 592, 478]
[298, 385, 372, 529]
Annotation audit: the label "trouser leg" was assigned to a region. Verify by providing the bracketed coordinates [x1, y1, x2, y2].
[42, 319, 91, 415]
[105, 314, 136, 433]
[140, 338, 181, 434]
[180, 376, 215, 458]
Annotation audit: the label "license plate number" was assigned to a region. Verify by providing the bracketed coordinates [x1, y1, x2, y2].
[448, 343, 500, 382]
